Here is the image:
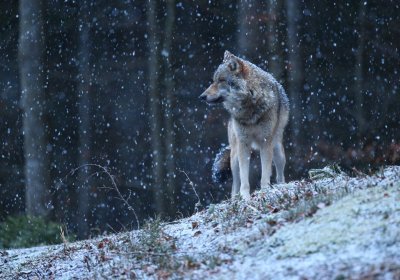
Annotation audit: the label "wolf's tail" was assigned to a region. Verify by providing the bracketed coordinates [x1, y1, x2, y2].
[212, 145, 231, 183]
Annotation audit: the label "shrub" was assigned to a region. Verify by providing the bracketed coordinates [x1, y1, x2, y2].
[0, 215, 68, 249]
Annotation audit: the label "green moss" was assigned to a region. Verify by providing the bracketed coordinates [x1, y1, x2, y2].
[0, 215, 68, 249]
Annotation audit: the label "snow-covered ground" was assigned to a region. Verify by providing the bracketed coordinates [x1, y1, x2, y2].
[1, 166, 399, 279]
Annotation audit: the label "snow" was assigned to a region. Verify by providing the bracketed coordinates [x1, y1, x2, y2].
[1, 166, 399, 279]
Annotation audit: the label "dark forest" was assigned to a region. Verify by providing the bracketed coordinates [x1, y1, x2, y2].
[0, 0, 399, 243]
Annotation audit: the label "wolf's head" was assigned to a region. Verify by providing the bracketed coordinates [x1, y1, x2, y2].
[199, 51, 249, 105]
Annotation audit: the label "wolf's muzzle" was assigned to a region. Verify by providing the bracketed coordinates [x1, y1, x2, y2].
[199, 92, 207, 101]
[199, 92, 224, 104]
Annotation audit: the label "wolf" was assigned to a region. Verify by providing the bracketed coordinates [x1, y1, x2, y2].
[199, 51, 289, 199]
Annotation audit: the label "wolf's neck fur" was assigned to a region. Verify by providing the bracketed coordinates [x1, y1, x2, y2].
[224, 90, 275, 126]
[224, 68, 278, 126]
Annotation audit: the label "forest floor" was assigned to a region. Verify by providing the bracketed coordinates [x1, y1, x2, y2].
[1, 166, 400, 279]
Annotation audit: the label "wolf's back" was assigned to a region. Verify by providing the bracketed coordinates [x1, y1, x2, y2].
[212, 145, 231, 183]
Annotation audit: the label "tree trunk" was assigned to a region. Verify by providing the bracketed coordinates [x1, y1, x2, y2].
[77, 0, 92, 239]
[237, 0, 257, 60]
[285, 0, 302, 151]
[267, 0, 283, 81]
[147, 1, 166, 215]
[307, 13, 320, 143]
[19, 0, 50, 217]
[162, 0, 177, 217]
[354, 2, 366, 137]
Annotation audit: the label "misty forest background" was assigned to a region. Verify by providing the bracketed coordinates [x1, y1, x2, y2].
[0, 0, 399, 243]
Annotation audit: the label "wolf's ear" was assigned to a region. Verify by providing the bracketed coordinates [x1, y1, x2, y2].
[223, 51, 249, 77]
[227, 58, 239, 72]
[227, 57, 249, 77]
[223, 50, 235, 63]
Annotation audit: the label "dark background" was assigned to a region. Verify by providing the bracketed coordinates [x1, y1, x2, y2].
[1, 0, 399, 240]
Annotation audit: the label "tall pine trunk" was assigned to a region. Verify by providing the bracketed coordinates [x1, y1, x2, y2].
[285, 0, 302, 151]
[147, 1, 166, 215]
[238, 0, 257, 60]
[77, 0, 92, 239]
[162, 0, 177, 217]
[354, 2, 366, 137]
[267, 0, 284, 81]
[19, 0, 50, 217]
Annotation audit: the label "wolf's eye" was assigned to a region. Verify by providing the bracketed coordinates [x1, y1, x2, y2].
[218, 78, 226, 83]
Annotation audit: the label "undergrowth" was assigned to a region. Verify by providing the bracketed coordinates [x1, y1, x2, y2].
[0, 215, 73, 249]
[129, 217, 185, 276]
[205, 165, 349, 233]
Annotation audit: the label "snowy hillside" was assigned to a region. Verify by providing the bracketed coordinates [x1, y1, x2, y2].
[1, 166, 399, 279]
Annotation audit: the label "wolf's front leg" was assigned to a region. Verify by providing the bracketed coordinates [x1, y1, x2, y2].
[238, 143, 251, 200]
[273, 141, 286, 183]
[260, 142, 274, 188]
[230, 149, 240, 198]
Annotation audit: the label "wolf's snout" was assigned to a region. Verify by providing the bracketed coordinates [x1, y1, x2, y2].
[200, 85, 224, 104]
[199, 92, 207, 100]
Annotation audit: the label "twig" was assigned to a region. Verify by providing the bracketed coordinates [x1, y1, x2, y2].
[352, 167, 367, 178]
[60, 226, 69, 253]
[106, 223, 118, 234]
[208, 191, 215, 203]
[62, 164, 140, 230]
[178, 169, 202, 211]
[115, 218, 129, 232]
[130, 251, 171, 257]
[0, 251, 8, 257]
[18, 270, 33, 275]
[128, 250, 208, 257]
[246, 204, 260, 213]
[83, 255, 91, 272]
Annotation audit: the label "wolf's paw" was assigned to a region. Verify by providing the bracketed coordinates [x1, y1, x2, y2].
[240, 191, 251, 200]
[261, 183, 271, 190]
[261, 177, 271, 189]
[276, 176, 285, 184]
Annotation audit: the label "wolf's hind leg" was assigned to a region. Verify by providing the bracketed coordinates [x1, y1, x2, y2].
[260, 142, 274, 188]
[273, 141, 286, 183]
[230, 150, 240, 198]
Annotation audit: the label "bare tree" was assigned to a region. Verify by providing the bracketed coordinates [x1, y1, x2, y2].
[354, 2, 367, 136]
[77, 0, 92, 239]
[147, 0, 166, 214]
[238, 0, 284, 80]
[307, 12, 320, 142]
[238, 0, 258, 60]
[267, 0, 284, 81]
[285, 0, 303, 151]
[162, 0, 177, 216]
[19, 0, 50, 216]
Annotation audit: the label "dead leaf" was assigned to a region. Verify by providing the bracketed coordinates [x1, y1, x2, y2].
[191, 221, 199, 229]
[271, 207, 280, 213]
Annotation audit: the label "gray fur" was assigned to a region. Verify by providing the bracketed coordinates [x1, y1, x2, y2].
[200, 51, 289, 199]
